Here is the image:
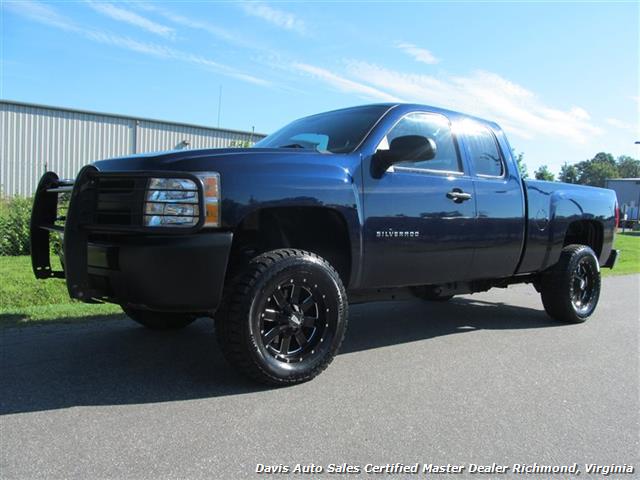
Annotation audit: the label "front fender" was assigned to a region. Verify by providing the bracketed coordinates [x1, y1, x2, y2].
[92, 149, 365, 282]
[217, 155, 364, 286]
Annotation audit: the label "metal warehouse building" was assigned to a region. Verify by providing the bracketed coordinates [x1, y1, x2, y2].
[605, 178, 640, 221]
[0, 100, 265, 197]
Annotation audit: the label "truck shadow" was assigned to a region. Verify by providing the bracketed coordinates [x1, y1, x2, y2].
[1, 298, 559, 415]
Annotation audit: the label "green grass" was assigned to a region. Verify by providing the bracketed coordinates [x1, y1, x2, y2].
[603, 231, 640, 277]
[0, 233, 637, 326]
[0, 256, 121, 327]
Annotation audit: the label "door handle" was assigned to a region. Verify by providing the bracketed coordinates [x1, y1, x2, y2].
[446, 189, 472, 203]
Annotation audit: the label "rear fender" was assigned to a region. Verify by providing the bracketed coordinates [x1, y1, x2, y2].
[518, 182, 616, 273]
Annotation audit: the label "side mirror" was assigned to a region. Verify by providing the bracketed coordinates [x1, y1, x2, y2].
[371, 135, 437, 178]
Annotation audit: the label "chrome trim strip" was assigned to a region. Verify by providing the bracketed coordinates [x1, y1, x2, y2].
[353, 104, 401, 152]
[393, 166, 465, 176]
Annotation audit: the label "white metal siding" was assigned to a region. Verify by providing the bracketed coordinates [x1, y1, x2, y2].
[0, 101, 262, 196]
[136, 120, 254, 152]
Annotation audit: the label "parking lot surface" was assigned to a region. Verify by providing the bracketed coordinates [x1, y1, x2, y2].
[1, 275, 638, 479]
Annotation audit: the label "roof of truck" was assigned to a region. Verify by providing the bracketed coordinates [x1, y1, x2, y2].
[313, 103, 502, 131]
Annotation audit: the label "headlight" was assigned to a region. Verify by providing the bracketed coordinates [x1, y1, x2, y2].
[143, 174, 220, 228]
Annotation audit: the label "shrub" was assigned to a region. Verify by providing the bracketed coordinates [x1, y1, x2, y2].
[0, 196, 33, 256]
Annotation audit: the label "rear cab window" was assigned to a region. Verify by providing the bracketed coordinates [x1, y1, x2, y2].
[462, 122, 505, 177]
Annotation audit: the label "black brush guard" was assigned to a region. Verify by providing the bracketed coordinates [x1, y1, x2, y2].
[31, 166, 115, 301]
[30, 166, 231, 309]
[30, 171, 72, 281]
[31, 165, 137, 300]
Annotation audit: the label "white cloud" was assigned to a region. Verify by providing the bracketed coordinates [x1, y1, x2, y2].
[7, 1, 269, 86]
[396, 42, 439, 65]
[338, 60, 601, 143]
[86, 1, 175, 39]
[292, 63, 400, 102]
[605, 118, 636, 131]
[85, 30, 175, 58]
[569, 106, 590, 121]
[93, 34, 269, 86]
[134, 3, 259, 50]
[240, 1, 305, 34]
[4, 0, 78, 31]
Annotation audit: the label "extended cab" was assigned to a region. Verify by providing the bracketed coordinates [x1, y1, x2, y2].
[31, 104, 619, 384]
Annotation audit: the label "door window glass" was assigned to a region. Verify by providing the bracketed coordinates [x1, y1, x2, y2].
[378, 113, 461, 172]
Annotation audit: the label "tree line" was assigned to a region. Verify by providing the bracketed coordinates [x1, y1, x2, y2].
[513, 151, 640, 186]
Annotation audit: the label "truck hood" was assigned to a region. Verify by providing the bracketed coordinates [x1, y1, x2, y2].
[91, 147, 362, 230]
[92, 147, 352, 172]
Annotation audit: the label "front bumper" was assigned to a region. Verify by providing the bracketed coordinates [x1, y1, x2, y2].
[30, 168, 232, 312]
[86, 233, 232, 311]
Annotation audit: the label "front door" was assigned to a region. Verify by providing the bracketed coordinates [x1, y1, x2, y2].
[361, 112, 477, 288]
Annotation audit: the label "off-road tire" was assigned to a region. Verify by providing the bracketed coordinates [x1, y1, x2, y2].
[216, 249, 348, 385]
[540, 244, 601, 323]
[122, 307, 196, 330]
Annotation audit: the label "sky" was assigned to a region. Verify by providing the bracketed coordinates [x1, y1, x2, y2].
[2, 0, 639, 175]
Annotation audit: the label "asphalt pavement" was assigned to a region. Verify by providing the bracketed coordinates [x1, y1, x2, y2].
[1, 275, 638, 479]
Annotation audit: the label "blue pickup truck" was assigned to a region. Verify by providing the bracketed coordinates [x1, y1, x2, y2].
[31, 103, 619, 385]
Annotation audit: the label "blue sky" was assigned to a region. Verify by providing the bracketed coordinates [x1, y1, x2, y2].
[2, 0, 638, 175]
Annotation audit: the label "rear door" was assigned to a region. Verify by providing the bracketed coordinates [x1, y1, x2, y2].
[459, 121, 525, 279]
[361, 112, 477, 288]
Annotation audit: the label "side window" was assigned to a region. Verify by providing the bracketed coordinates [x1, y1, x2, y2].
[378, 113, 461, 172]
[464, 123, 504, 177]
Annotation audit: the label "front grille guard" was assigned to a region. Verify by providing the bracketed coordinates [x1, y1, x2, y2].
[30, 171, 71, 280]
[30, 166, 206, 301]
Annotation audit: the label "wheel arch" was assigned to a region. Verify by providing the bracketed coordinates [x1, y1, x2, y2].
[229, 206, 354, 287]
[562, 220, 604, 258]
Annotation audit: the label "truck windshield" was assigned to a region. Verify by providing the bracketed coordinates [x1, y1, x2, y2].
[254, 105, 391, 153]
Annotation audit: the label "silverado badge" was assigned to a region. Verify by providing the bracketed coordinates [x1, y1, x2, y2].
[376, 229, 420, 238]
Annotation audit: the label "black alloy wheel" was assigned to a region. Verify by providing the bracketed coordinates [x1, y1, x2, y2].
[216, 249, 348, 385]
[570, 257, 598, 316]
[540, 244, 601, 323]
[259, 280, 328, 363]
